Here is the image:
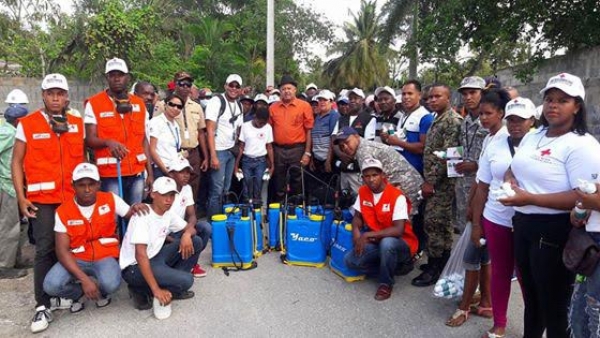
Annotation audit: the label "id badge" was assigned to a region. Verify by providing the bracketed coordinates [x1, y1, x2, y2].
[184, 130, 190, 140]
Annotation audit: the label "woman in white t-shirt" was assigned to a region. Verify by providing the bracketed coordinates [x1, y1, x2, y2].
[500, 73, 600, 338]
[149, 94, 184, 179]
[467, 96, 535, 337]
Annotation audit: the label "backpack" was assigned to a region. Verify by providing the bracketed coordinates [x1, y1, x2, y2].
[216, 94, 243, 156]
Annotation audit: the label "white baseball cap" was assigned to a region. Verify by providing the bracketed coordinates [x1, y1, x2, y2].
[347, 88, 365, 99]
[254, 93, 269, 104]
[314, 89, 335, 101]
[361, 158, 383, 172]
[5, 89, 29, 104]
[268, 95, 280, 105]
[459, 76, 486, 91]
[105, 58, 129, 74]
[504, 98, 536, 120]
[72, 163, 100, 182]
[306, 83, 318, 91]
[41, 74, 69, 91]
[374, 86, 396, 98]
[539, 72, 585, 100]
[152, 177, 179, 194]
[168, 157, 193, 172]
[225, 74, 243, 86]
[365, 94, 375, 106]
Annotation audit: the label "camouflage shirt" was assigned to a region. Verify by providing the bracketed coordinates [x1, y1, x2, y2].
[355, 138, 423, 209]
[459, 112, 489, 176]
[423, 109, 463, 187]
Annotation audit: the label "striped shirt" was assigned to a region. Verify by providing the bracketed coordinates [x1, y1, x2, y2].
[311, 110, 340, 161]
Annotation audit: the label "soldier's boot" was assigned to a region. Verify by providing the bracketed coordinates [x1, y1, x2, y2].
[411, 257, 441, 287]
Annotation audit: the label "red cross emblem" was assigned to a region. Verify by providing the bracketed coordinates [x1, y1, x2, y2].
[540, 149, 551, 156]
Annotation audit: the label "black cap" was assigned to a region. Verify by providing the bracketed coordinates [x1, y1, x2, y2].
[333, 127, 359, 144]
[278, 74, 297, 88]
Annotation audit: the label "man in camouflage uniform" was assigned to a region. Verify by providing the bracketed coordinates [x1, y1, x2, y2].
[453, 76, 488, 233]
[334, 127, 423, 214]
[411, 84, 463, 287]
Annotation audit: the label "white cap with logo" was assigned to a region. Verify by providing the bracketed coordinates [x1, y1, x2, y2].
[254, 93, 269, 103]
[314, 89, 335, 101]
[347, 88, 365, 99]
[72, 163, 100, 182]
[225, 74, 243, 86]
[168, 157, 193, 172]
[504, 98, 537, 120]
[361, 158, 383, 172]
[41, 74, 69, 91]
[306, 83, 318, 91]
[152, 177, 178, 194]
[374, 86, 396, 98]
[105, 58, 129, 74]
[540, 73, 585, 100]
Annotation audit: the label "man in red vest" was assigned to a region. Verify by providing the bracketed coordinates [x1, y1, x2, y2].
[344, 158, 418, 301]
[84, 58, 153, 209]
[43, 163, 147, 326]
[11, 74, 86, 333]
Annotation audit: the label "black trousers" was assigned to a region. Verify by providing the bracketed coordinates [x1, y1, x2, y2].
[513, 212, 574, 338]
[31, 203, 60, 307]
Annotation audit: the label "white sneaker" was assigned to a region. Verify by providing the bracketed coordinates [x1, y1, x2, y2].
[152, 297, 171, 320]
[49, 297, 73, 311]
[31, 306, 53, 333]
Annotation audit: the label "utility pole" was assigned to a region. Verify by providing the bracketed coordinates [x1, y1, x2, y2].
[266, 0, 275, 87]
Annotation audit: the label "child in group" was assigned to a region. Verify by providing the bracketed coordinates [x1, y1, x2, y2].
[234, 107, 274, 204]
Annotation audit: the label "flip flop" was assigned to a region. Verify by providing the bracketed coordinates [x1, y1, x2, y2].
[445, 308, 469, 327]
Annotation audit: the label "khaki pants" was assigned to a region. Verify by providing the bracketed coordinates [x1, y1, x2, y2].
[0, 191, 23, 268]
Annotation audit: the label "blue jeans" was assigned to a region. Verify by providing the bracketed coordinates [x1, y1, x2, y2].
[121, 237, 201, 297]
[241, 155, 267, 203]
[344, 237, 411, 286]
[43, 257, 121, 300]
[207, 150, 235, 220]
[101, 174, 145, 205]
[570, 233, 600, 338]
[172, 221, 212, 255]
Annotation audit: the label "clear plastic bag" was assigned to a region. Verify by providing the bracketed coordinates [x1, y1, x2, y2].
[433, 222, 472, 299]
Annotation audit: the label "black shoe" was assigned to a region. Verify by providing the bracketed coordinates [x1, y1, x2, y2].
[173, 290, 195, 300]
[395, 262, 414, 276]
[128, 286, 152, 310]
[411, 267, 441, 287]
[419, 263, 429, 271]
[0, 267, 28, 279]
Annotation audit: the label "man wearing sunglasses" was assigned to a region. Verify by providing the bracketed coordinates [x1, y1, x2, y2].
[205, 74, 244, 220]
[84, 58, 153, 213]
[154, 71, 209, 203]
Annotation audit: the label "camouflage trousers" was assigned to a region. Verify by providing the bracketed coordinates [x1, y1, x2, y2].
[453, 176, 476, 234]
[424, 182, 455, 258]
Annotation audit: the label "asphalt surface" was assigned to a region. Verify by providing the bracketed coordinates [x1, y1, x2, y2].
[0, 241, 525, 338]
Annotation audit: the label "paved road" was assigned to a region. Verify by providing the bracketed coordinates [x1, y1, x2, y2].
[0, 242, 525, 338]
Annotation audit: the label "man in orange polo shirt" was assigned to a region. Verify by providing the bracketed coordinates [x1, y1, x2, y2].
[268, 75, 314, 201]
[344, 158, 418, 301]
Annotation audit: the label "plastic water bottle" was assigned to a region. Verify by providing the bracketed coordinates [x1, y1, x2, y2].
[262, 169, 270, 181]
[433, 151, 447, 159]
[479, 238, 487, 246]
[575, 179, 597, 219]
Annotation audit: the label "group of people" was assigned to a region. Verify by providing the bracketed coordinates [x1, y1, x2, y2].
[2, 56, 600, 338]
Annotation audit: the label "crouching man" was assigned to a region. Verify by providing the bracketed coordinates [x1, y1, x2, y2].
[344, 159, 418, 301]
[43, 163, 148, 313]
[120, 176, 201, 318]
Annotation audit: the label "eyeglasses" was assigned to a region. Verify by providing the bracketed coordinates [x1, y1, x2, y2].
[177, 81, 193, 88]
[167, 102, 183, 109]
[228, 83, 241, 89]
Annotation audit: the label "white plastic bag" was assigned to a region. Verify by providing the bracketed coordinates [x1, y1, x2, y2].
[433, 222, 472, 299]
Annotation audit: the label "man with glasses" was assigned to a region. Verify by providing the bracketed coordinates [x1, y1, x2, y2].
[154, 71, 209, 202]
[84, 58, 153, 210]
[205, 74, 243, 220]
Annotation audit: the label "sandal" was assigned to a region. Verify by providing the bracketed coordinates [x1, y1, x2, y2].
[470, 305, 493, 318]
[445, 308, 469, 327]
[483, 330, 505, 338]
[374, 284, 393, 301]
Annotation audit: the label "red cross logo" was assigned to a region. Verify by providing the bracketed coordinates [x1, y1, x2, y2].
[560, 73, 566, 78]
[540, 149, 551, 156]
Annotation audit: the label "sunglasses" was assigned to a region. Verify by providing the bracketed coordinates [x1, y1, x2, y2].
[177, 81, 193, 88]
[228, 83, 241, 89]
[167, 102, 183, 109]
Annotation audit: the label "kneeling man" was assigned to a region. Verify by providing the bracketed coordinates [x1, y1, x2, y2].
[344, 158, 418, 301]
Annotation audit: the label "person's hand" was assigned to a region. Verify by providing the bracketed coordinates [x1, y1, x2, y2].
[421, 182, 435, 199]
[268, 166, 274, 176]
[380, 132, 390, 144]
[81, 278, 100, 301]
[105, 140, 129, 160]
[354, 233, 371, 256]
[200, 159, 209, 172]
[455, 161, 477, 175]
[179, 233, 194, 259]
[498, 185, 531, 207]
[145, 174, 153, 193]
[152, 288, 172, 306]
[570, 206, 589, 228]
[576, 185, 600, 211]
[210, 157, 220, 170]
[233, 166, 240, 176]
[300, 154, 310, 167]
[130, 203, 150, 216]
[308, 159, 316, 171]
[470, 223, 482, 248]
[18, 198, 38, 218]
[324, 160, 332, 173]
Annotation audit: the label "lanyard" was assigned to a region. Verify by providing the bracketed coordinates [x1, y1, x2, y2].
[167, 119, 180, 151]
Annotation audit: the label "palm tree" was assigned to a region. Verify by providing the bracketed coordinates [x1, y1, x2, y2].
[322, 0, 390, 90]
[380, 0, 419, 79]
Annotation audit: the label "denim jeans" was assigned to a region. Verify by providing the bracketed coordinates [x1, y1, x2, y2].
[101, 174, 145, 206]
[344, 237, 411, 286]
[569, 232, 600, 338]
[241, 155, 267, 203]
[207, 150, 235, 220]
[43, 257, 121, 300]
[172, 221, 212, 255]
[122, 237, 201, 297]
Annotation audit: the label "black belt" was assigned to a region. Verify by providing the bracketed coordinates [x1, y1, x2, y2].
[181, 146, 198, 151]
[274, 143, 304, 149]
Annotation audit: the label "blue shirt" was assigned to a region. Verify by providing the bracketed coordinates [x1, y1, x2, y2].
[311, 109, 340, 161]
[400, 106, 434, 174]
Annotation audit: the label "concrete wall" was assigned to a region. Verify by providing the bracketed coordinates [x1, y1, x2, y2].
[497, 46, 600, 138]
[0, 77, 103, 114]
